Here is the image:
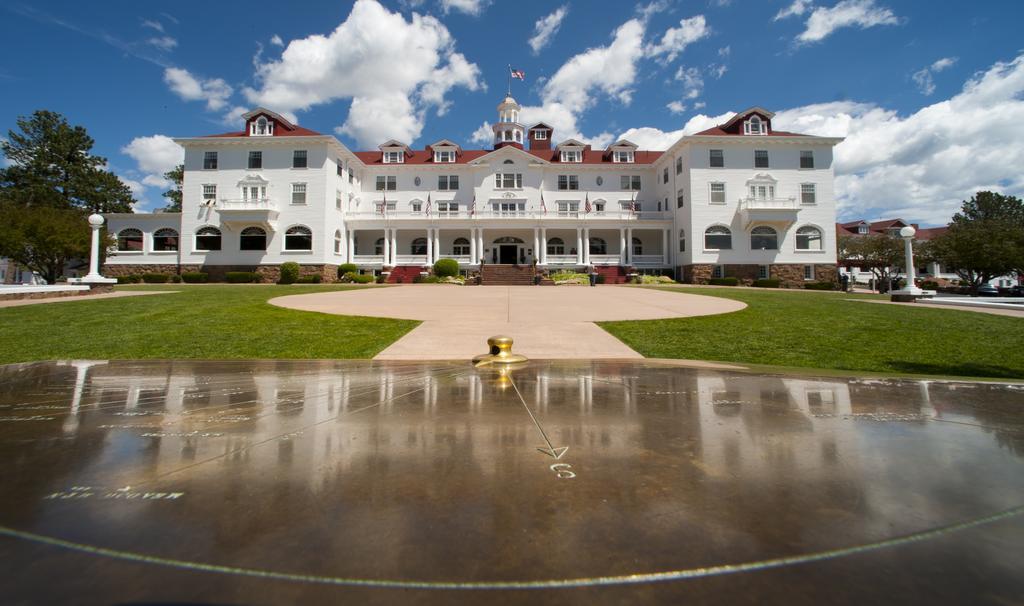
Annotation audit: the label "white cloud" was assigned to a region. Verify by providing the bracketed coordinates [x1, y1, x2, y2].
[164, 67, 233, 111]
[931, 57, 956, 72]
[529, 6, 569, 55]
[469, 121, 492, 146]
[119, 176, 146, 199]
[912, 57, 958, 95]
[141, 19, 164, 33]
[796, 0, 899, 44]
[220, 105, 250, 128]
[694, 101, 706, 109]
[270, 34, 284, 47]
[245, 0, 481, 148]
[718, 45, 730, 58]
[675, 66, 704, 99]
[440, 0, 488, 16]
[147, 36, 177, 51]
[121, 135, 184, 177]
[773, 0, 813, 21]
[636, 0, 670, 21]
[666, 101, 687, 114]
[646, 15, 709, 63]
[616, 111, 735, 150]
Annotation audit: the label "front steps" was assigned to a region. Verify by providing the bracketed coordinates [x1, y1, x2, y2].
[481, 264, 535, 285]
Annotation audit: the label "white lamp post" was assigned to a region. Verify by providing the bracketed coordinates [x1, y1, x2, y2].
[69, 214, 117, 286]
[889, 225, 933, 301]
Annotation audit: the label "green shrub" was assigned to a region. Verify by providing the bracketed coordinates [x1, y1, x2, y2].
[344, 272, 374, 284]
[596, 274, 606, 284]
[225, 271, 259, 283]
[709, 277, 739, 286]
[433, 258, 459, 278]
[641, 275, 676, 284]
[921, 280, 940, 290]
[142, 273, 170, 283]
[278, 262, 300, 285]
[376, 274, 386, 284]
[170, 274, 182, 283]
[418, 276, 441, 283]
[337, 263, 358, 278]
[753, 278, 781, 288]
[294, 274, 322, 284]
[116, 276, 133, 284]
[181, 272, 208, 283]
[804, 281, 836, 290]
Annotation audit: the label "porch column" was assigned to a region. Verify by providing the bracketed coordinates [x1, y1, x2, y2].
[426, 228, 433, 265]
[533, 228, 539, 264]
[389, 228, 398, 265]
[583, 227, 591, 265]
[619, 227, 626, 265]
[626, 227, 633, 265]
[478, 229, 485, 264]
[470, 228, 478, 264]
[576, 228, 583, 265]
[433, 228, 441, 263]
[540, 227, 547, 265]
[662, 229, 669, 266]
[346, 229, 354, 263]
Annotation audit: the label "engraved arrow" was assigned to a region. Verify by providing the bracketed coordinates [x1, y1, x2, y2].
[509, 377, 569, 460]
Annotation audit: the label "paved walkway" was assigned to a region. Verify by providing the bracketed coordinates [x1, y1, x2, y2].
[0, 290, 173, 309]
[271, 285, 746, 360]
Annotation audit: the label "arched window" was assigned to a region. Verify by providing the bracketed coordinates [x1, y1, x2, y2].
[117, 228, 143, 252]
[796, 226, 823, 250]
[503, 159, 514, 165]
[547, 237, 565, 255]
[195, 226, 221, 251]
[240, 226, 267, 251]
[750, 226, 778, 250]
[589, 237, 607, 255]
[704, 226, 732, 250]
[152, 228, 178, 252]
[284, 225, 312, 251]
[745, 115, 764, 135]
[411, 237, 427, 255]
[375, 238, 385, 255]
[678, 229, 686, 253]
[453, 237, 470, 256]
[632, 237, 643, 256]
[334, 230, 343, 255]
[251, 116, 273, 136]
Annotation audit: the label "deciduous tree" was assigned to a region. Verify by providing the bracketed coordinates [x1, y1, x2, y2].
[929, 192, 1024, 290]
[838, 233, 905, 289]
[0, 199, 91, 284]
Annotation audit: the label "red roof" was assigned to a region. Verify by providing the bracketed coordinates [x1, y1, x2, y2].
[692, 126, 808, 137]
[913, 227, 947, 240]
[836, 219, 928, 238]
[352, 147, 663, 165]
[203, 124, 323, 138]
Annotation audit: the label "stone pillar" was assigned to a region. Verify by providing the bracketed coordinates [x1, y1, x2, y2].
[540, 227, 547, 265]
[662, 229, 669, 266]
[470, 228, 477, 264]
[426, 228, 433, 264]
[85, 214, 104, 279]
[433, 228, 441, 263]
[619, 227, 627, 265]
[583, 227, 591, 265]
[576, 228, 583, 265]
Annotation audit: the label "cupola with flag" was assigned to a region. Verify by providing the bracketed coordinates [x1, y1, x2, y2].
[491, 95, 525, 150]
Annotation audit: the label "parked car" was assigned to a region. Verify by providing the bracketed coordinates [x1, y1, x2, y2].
[974, 284, 999, 297]
[1006, 285, 1024, 297]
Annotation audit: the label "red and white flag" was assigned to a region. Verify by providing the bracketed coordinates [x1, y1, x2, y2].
[469, 195, 476, 216]
[584, 192, 592, 214]
[425, 193, 432, 216]
[540, 192, 547, 214]
[629, 191, 637, 216]
[510, 68, 525, 80]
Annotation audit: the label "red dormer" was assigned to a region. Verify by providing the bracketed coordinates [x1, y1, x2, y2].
[202, 108, 323, 138]
[528, 123, 553, 151]
[720, 107, 774, 135]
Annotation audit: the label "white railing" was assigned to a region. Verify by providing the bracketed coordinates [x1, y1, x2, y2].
[394, 254, 428, 265]
[739, 197, 800, 211]
[343, 209, 670, 221]
[632, 255, 665, 265]
[449, 255, 472, 264]
[352, 255, 385, 264]
[217, 198, 278, 211]
[546, 255, 579, 265]
[590, 254, 622, 265]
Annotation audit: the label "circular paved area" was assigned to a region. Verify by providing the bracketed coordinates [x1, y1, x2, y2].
[271, 285, 746, 360]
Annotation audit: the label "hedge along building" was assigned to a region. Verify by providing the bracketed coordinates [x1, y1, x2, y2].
[103, 98, 843, 285]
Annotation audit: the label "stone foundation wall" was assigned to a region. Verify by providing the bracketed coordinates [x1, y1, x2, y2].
[682, 264, 714, 284]
[682, 263, 839, 288]
[102, 264, 202, 278]
[102, 264, 340, 283]
[813, 264, 838, 284]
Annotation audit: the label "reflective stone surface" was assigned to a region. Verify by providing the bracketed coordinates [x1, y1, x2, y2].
[0, 359, 1022, 605]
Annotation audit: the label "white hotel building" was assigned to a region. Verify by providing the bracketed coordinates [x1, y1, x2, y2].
[104, 96, 843, 285]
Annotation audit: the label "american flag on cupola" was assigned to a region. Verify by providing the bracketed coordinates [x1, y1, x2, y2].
[510, 68, 525, 80]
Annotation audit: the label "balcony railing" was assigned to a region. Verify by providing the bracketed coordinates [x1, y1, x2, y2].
[216, 198, 278, 211]
[344, 209, 669, 221]
[394, 254, 429, 265]
[738, 197, 800, 211]
[632, 254, 666, 266]
[352, 255, 385, 264]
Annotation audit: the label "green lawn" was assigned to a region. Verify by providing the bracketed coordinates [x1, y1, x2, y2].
[600, 287, 1024, 380]
[0, 285, 418, 363]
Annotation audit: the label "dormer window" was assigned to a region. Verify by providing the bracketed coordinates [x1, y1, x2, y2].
[613, 150, 634, 163]
[744, 115, 766, 135]
[383, 151, 404, 164]
[434, 150, 455, 163]
[858, 225, 868, 234]
[250, 116, 274, 136]
[533, 129, 548, 140]
[560, 150, 582, 163]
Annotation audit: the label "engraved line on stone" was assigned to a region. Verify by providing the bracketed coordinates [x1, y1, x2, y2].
[508, 375, 568, 460]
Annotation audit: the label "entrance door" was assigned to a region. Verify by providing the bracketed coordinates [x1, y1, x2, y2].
[499, 245, 518, 264]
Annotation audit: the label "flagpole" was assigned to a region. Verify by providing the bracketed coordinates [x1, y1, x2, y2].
[507, 64, 511, 96]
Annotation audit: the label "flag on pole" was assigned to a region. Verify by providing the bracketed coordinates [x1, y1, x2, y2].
[469, 194, 476, 216]
[425, 193, 432, 217]
[629, 190, 637, 216]
[510, 67, 525, 80]
[540, 192, 547, 214]
[584, 192, 592, 214]
[379, 189, 387, 215]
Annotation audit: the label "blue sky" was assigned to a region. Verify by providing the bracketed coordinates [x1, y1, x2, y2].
[2, 0, 1023, 224]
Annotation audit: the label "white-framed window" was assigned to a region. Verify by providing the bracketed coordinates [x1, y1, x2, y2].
[437, 201, 459, 214]
[677, 189, 685, 208]
[194, 226, 222, 251]
[594, 200, 605, 212]
[337, 163, 344, 177]
[152, 228, 179, 252]
[291, 183, 307, 205]
[709, 149, 724, 168]
[678, 229, 686, 253]
[547, 237, 565, 255]
[754, 149, 769, 168]
[284, 225, 313, 251]
[800, 150, 815, 169]
[560, 150, 582, 163]
[348, 167, 354, 184]
[748, 184, 775, 200]
[613, 150, 634, 163]
[744, 115, 765, 135]
[857, 225, 868, 234]
[438, 175, 459, 191]
[750, 226, 778, 250]
[557, 175, 579, 190]
[203, 151, 218, 170]
[758, 265, 769, 280]
[495, 173, 522, 189]
[533, 129, 548, 140]
[383, 151, 404, 164]
[796, 226, 823, 250]
[804, 265, 815, 280]
[202, 184, 217, 201]
[704, 225, 732, 250]
[411, 238, 428, 255]
[411, 201, 423, 213]
[250, 116, 273, 136]
[619, 200, 642, 212]
[240, 226, 267, 251]
[557, 201, 579, 216]
[334, 230, 343, 255]
[293, 150, 307, 169]
[620, 175, 642, 191]
[336, 190, 343, 210]
[712, 265, 725, 279]
[709, 182, 726, 204]
[492, 201, 525, 214]
[675, 157, 683, 175]
[248, 151, 262, 169]
[116, 228, 143, 252]
[801, 183, 817, 205]
[433, 150, 455, 163]
[632, 237, 643, 256]
[663, 167, 669, 184]
[375, 176, 397, 191]
[453, 237, 470, 255]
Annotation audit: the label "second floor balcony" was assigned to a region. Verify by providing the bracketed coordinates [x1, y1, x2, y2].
[214, 198, 280, 230]
[343, 208, 670, 223]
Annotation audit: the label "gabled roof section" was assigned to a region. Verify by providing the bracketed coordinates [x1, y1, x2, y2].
[556, 138, 587, 149]
[378, 139, 411, 151]
[528, 148, 663, 164]
[607, 139, 638, 149]
[242, 108, 295, 128]
[353, 149, 490, 165]
[722, 107, 775, 130]
[427, 139, 461, 150]
[528, 123, 553, 131]
[202, 107, 323, 138]
[468, 143, 550, 166]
